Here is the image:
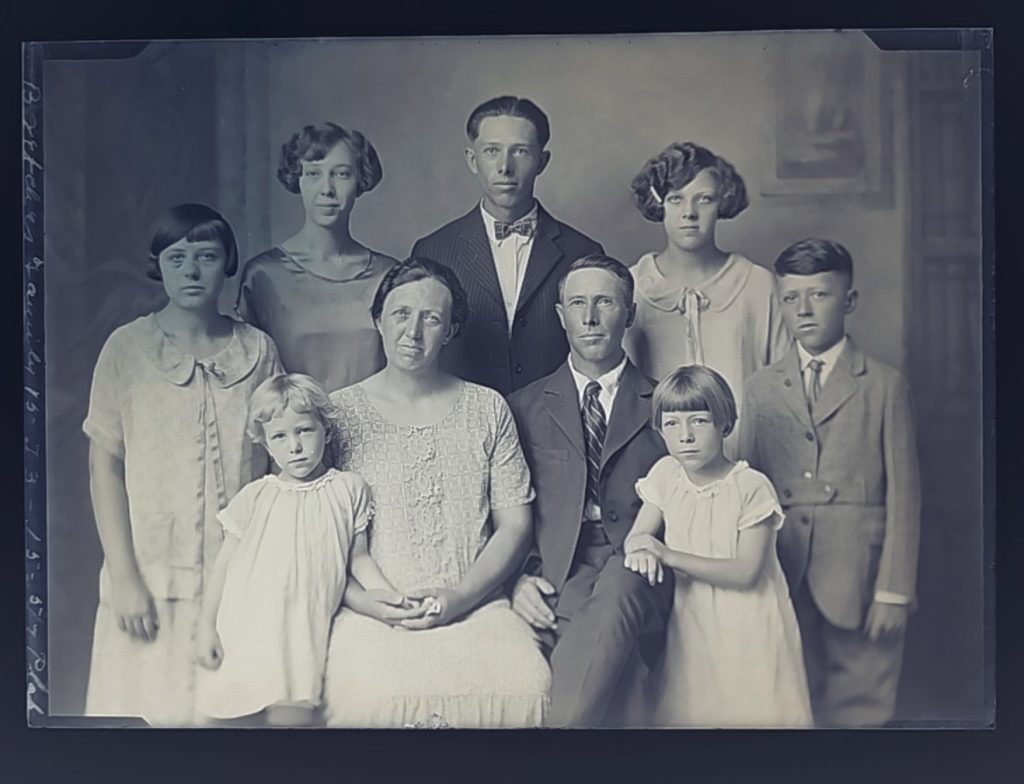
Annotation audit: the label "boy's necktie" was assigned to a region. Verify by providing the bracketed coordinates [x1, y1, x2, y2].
[582, 381, 607, 509]
[805, 358, 824, 408]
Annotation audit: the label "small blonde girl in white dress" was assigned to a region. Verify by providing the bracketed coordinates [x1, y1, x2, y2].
[624, 365, 811, 728]
[195, 373, 397, 726]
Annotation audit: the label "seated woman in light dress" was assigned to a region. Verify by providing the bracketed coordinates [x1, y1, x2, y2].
[236, 122, 398, 393]
[321, 258, 551, 728]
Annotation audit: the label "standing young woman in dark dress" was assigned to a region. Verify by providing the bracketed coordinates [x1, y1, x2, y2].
[236, 123, 398, 393]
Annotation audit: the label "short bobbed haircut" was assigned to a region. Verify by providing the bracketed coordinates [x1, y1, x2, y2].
[557, 253, 635, 306]
[630, 142, 749, 223]
[147, 203, 239, 282]
[652, 364, 738, 436]
[247, 373, 338, 447]
[277, 122, 383, 197]
[774, 237, 855, 288]
[466, 95, 551, 149]
[370, 257, 470, 340]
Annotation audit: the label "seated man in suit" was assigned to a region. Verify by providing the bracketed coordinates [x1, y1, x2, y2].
[411, 95, 603, 395]
[508, 254, 672, 727]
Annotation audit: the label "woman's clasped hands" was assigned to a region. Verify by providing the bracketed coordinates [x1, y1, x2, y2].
[362, 588, 468, 630]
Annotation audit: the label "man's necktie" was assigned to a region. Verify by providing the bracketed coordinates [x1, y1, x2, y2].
[493, 216, 537, 241]
[806, 358, 824, 408]
[582, 381, 607, 508]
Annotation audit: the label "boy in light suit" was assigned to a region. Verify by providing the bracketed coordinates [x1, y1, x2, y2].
[739, 238, 921, 727]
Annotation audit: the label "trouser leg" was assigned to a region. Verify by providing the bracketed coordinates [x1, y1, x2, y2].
[547, 550, 671, 728]
[793, 580, 905, 727]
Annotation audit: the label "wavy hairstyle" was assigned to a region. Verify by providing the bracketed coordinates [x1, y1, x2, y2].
[630, 142, 748, 223]
[276, 122, 383, 197]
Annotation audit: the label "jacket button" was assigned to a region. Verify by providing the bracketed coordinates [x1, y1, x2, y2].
[784, 379, 792, 387]
[800, 515, 810, 525]
[824, 484, 833, 493]
[609, 511, 618, 522]
[804, 432, 814, 442]
[783, 489, 792, 499]
[514, 363, 524, 374]
[803, 470, 813, 479]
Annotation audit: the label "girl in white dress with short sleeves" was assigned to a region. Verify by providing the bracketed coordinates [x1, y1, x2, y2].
[195, 373, 396, 726]
[624, 365, 811, 728]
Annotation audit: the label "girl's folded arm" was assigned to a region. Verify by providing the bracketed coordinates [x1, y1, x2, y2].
[624, 501, 665, 545]
[659, 516, 774, 590]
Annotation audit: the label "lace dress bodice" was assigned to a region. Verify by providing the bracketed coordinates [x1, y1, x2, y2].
[329, 382, 534, 593]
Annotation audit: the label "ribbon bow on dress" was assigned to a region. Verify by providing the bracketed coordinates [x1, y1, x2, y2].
[633, 253, 752, 369]
[196, 358, 227, 384]
[674, 287, 712, 365]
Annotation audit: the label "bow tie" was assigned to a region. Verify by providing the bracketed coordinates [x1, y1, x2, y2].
[493, 216, 537, 241]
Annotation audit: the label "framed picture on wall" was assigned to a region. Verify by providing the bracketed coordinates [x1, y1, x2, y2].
[762, 32, 884, 196]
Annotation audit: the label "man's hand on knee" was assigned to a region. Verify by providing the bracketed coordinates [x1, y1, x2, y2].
[512, 574, 558, 631]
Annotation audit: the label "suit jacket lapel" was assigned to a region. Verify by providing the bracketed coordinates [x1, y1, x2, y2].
[775, 348, 815, 429]
[812, 340, 864, 426]
[600, 361, 655, 472]
[455, 209, 505, 312]
[541, 362, 587, 460]
[516, 205, 565, 316]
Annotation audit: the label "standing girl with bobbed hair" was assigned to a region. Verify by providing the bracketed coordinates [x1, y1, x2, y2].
[237, 122, 398, 394]
[624, 366, 811, 727]
[83, 204, 282, 725]
[625, 142, 790, 457]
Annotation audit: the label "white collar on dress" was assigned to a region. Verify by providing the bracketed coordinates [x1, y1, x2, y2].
[633, 252, 753, 314]
[134, 313, 263, 387]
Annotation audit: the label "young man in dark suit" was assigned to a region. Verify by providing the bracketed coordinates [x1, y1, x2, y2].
[508, 254, 671, 727]
[410, 96, 604, 395]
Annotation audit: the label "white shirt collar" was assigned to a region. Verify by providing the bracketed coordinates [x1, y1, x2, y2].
[567, 353, 628, 403]
[479, 201, 539, 240]
[797, 335, 848, 373]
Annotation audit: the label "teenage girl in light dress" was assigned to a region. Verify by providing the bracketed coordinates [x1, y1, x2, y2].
[83, 204, 282, 725]
[625, 142, 790, 457]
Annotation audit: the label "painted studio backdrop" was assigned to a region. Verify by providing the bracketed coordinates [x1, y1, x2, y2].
[38, 31, 986, 723]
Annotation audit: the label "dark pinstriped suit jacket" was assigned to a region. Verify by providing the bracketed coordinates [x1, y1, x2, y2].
[410, 204, 603, 395]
